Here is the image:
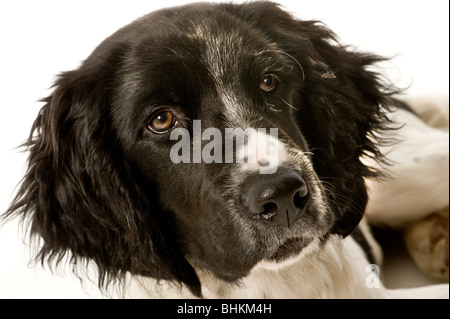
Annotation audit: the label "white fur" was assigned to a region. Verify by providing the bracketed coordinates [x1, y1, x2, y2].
[405, 95, 449, 130]
[365, 100, 449, 228]
[128, 233, 448, 299]
[236, 128, 285, 174]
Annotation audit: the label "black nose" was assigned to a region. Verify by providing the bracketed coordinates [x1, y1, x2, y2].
[246, 171, 309, 227]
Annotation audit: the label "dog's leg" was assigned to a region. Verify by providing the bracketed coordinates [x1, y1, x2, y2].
[403, 207, 449, 280]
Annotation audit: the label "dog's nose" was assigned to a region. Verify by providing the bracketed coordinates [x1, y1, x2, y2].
[246, 171, 309, 227]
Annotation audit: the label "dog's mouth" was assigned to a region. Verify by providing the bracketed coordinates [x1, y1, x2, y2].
[267, 236, 313, 262]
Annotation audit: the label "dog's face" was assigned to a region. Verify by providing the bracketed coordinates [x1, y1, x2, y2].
[5, 2, 392, 296]
[119, 5, 334, 281]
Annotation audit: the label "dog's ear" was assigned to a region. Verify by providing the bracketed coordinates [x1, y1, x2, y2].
[245, 2, 395, 237]
[3, 44, 201, 297]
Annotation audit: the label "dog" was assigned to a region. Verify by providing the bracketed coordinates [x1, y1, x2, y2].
[3, 1, 448, 298]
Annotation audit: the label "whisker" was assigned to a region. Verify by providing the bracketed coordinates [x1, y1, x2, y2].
[256, 49, 306, 81]
[279, 51, 306, 81]
[265, 102, 282, 113]
[280, 97, 299, 111]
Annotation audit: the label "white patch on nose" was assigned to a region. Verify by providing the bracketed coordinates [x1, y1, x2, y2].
[218, 90, 288, 175]
[231, 128, 287, 174]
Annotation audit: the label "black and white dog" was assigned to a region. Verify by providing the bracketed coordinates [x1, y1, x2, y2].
[3, 2, 448, 298]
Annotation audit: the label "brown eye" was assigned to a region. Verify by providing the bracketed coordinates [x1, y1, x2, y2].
[148, 111, 176, 134]
[260, 74, 277, 92]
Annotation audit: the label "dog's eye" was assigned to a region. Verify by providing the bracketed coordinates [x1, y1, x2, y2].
[260, 75, 278, 92]
[148, 111, 177, 134]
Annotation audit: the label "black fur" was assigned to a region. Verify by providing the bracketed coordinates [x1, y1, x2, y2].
[3, 2, 396, 297]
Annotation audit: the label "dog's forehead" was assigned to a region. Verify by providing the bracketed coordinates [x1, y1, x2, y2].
[201, 30, 246, 78]
[132, 18, 263, 127]
[127, 8, 286, 127]
[171, 17, 255, 77]
[180, 21, 278, 127]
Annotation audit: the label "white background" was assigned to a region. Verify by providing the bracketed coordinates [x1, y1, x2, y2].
[0, 0, 448, 298]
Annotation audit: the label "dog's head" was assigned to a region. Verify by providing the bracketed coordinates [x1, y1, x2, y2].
[4, 2, 393, 297]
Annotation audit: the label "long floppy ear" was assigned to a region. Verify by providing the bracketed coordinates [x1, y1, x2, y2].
[3, 45, 201, 296]
[244, 2, 395, 237]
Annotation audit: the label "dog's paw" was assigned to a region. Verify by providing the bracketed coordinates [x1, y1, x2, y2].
[403, 207, 449, 281]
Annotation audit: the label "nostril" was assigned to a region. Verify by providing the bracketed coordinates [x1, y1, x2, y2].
[261, 202, 278, 220]
[293, 190, 309, 210]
